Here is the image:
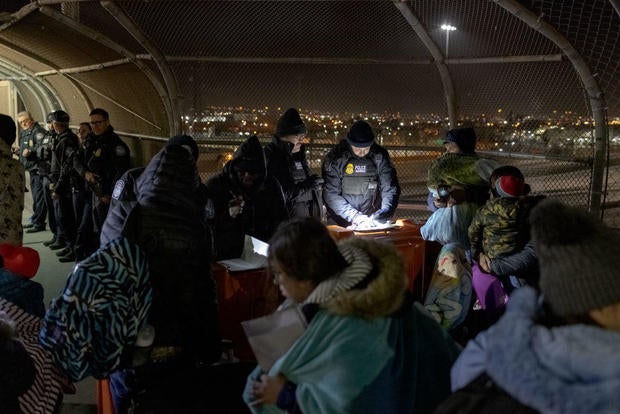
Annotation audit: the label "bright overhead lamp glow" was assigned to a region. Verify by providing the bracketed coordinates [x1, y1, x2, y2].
[441, 24, 457, 31]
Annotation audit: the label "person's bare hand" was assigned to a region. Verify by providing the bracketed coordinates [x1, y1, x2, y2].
[479, 253, 492, 273]
[249, 374, 286, 407]
[84, 171, 97, 184]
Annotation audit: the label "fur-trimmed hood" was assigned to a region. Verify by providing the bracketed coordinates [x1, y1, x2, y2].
[321, 237, 406, 319]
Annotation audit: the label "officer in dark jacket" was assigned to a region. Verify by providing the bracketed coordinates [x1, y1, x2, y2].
[48, 110, 79, 262]
[322, 120, 400, 228]
[85, 108, 131, 235]
[71, 122, 97, 260]
[264, 108, 323, 220]
[206, 135, 287, 260]
[17, 111, 47, 232]
[39, 113, 59, 248]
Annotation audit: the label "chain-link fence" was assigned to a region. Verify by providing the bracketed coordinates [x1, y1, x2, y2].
[3, 0, 620, 225]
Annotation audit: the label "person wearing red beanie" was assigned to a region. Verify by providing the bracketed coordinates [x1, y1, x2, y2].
[0, 243, 44, 317]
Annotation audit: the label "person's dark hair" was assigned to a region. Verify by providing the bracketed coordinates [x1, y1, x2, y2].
[89, 108, 109, 120]
[268, 217, 348, 284]
[79, 122, 92, 132]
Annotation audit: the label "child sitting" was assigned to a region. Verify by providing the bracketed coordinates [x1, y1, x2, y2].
[467, 166, 544, 312]
[0, 243, 44, 317]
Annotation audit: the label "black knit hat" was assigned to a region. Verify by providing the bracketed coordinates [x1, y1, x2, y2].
[51, 110, 70, 123]
[530, 199, 620, 317]
[444, 127, 476, 154]
[276, 108, 307, 137]
[347, 121, 375, 148]
[168, 134, 199, 161]
[0, 114, 16, 147]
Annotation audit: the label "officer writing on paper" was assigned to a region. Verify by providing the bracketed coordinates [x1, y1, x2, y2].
[322, 120, 400, 229]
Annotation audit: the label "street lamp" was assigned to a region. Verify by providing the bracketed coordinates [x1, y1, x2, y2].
[441, 24, 457, 58]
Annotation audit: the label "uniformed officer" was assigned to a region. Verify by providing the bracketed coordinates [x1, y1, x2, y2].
[322, 120, 401, 228]
[48, 110, 80, 262]
[264, 108, 323, 219]
[40, 113, 59, 248]
[85, 108, 131, 235]
[16, 111, 47, 232]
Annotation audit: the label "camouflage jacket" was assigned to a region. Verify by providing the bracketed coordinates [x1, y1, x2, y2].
[0, 139, 25, 245]
[468, 195, 545, 260]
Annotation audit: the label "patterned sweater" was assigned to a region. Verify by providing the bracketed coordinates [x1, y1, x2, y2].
[0, 139, 24, 245]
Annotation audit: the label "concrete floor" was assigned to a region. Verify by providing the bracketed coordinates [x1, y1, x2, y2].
[22, 177, 98, 413]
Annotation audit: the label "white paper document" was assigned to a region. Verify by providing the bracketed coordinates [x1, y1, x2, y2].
[241, 304, 307, 371]
[217, 235, 269, 272]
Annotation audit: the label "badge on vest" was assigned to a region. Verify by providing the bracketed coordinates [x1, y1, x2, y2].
[354, 165, 366, 174]
[345, 163, 354, 175]
[295, 161, 303, 170]
[112, 179, 125, 200]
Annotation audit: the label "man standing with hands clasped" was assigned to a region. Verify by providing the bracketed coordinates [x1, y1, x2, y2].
[322, 120, 400, 228]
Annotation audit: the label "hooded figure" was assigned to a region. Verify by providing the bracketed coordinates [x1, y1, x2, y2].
[206, 135, 287, 260]
[102, 143, 220, 412]
[265, 108, 323, 219]
[421, 127, 499, 248]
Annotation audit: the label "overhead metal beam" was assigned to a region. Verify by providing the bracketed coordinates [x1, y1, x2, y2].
[0, 36, 90, 114]
[38, 4, 171, 133]
[151, 54, 563, 65]
[494, 0, 608, 217]
[393, 0, 457, 128]
[609, 0, 620, 18]
[0, 3, 38, 32]
[100, 0, 180, 135]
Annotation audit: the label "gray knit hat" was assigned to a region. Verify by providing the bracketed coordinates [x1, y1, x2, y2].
[530, 199, 620, 317]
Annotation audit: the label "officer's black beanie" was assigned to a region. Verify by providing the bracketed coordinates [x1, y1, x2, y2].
[347, 120, 375, 148]
[276, 108, 307, 137]
[168, 134, 199, 161]
[0, 114, 16, 147]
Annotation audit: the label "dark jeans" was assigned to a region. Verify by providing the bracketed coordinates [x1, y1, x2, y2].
[30, 171, 46, 228]
[42, 176, 57, 237]
[72, 189, 96, 260]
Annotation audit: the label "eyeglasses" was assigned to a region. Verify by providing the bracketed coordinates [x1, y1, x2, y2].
[90, 120, 106, 126]
[271, 270, 286, 284]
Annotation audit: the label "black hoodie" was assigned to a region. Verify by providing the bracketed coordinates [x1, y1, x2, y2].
[206, 135, 287, 260]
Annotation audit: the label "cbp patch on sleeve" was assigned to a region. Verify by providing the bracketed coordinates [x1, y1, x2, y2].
[112, 179, 125, 200]
[115, 145, 127, 157]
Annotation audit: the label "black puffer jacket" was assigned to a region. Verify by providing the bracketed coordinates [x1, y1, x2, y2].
[119, 144, 220, 363]
[206, 135, 287, 260]
[322, 139, 400, 227]
[264, 135, 322, 219]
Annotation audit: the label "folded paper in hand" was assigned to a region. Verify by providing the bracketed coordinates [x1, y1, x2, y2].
[217, 235, 269, 272]
[241, 304, 307, 371]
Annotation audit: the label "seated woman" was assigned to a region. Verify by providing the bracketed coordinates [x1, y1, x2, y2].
[244, 217, 460, 413]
